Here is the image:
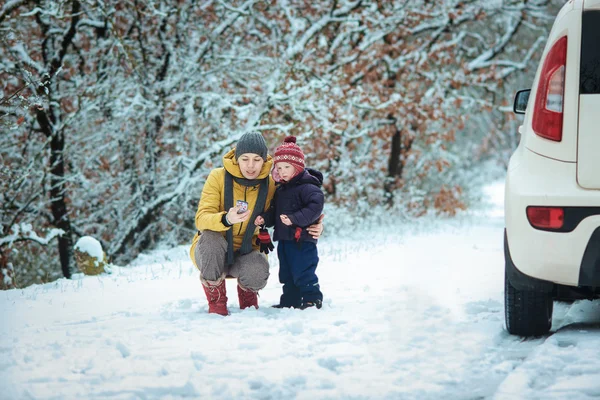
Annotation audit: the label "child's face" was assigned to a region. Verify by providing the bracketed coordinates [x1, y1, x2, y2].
[276, 162, 296, 182]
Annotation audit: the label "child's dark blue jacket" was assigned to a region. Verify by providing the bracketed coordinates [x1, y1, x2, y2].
[262, 168, 324, 243]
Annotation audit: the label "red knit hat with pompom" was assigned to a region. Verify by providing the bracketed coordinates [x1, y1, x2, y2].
[273, 136, 305, 171]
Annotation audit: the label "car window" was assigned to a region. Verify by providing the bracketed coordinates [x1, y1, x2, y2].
[580, 10, 600, 94]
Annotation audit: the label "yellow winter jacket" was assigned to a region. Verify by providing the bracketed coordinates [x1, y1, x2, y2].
[190, 149, 276, 269]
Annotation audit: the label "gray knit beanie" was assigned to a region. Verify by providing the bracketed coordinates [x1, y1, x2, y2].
[235, 132, 268, 161]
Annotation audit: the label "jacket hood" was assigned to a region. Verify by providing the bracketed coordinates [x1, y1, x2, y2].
[222, 148, 273, 180]
[291, 167, 323, 187]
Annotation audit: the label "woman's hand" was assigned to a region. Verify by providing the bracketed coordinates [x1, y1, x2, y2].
[226, 205, 251, 224]
[307, 214, 324, 239]
[255, 216, 265, 226]
[280, 214, 292, 226]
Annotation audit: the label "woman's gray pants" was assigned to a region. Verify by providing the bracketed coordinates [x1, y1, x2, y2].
[193, 230, 269, 291]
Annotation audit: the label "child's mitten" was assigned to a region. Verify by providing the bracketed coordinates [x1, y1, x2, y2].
[256, 226, 274, 254]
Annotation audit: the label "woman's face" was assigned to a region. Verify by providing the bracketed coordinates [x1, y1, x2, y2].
[237, 153, 264, 179]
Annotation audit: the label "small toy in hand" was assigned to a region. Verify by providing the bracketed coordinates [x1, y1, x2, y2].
[236, 200, 248, 214]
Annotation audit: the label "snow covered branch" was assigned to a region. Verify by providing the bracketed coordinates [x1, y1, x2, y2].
[467, 13, 522, 71]
[0, 224, 64, 247]
[0, 0, 26, 24]
[108, 135, 239, 257]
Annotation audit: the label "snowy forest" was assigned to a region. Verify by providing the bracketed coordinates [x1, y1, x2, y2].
[1, 0, 561, 288]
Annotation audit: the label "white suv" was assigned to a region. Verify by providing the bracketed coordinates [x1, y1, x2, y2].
[505, 0, 600, 336]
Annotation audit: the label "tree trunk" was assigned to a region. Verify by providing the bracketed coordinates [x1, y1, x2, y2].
[50, 133, 73, 279]
[37, 109, 73, 279]
[387, 126, 402, 179]
[385, 115, 403, 206]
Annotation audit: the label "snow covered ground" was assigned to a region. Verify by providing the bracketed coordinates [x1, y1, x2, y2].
[2, 181, 600, 400]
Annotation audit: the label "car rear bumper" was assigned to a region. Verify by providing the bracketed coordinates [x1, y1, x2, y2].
[505, 146, 600, 286]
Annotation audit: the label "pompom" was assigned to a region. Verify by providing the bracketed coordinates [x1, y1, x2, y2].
[283, 136, 296, 144]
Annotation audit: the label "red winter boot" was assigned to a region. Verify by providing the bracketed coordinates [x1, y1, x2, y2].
[237, 284, 258, 310]
[202, 280, 228, 316]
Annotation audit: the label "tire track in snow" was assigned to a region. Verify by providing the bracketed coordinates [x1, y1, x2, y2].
[492, 301, 600, 399]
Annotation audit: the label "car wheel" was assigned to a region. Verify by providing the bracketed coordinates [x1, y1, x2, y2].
[504, 269, 553, 337]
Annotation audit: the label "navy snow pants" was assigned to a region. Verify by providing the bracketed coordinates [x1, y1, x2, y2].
[277, 240, 322, 307]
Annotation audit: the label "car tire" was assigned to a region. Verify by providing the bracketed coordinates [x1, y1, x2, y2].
[505, 269, 553, 337]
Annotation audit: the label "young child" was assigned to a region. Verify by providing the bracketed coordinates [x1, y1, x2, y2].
[255, 136, 324, 309]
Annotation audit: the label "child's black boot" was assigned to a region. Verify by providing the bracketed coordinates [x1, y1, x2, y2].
[298, 299, 322, 310]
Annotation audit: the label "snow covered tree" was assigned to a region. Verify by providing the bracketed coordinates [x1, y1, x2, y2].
[1, 0, 91, 280]
[1, 0, 559, 287]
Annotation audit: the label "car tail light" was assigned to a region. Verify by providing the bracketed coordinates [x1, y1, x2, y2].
[532, 36, 567, 142]
[527, 206, 565, 230]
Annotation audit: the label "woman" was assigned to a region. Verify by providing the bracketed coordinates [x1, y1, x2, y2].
[190, 132, 323, 316]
